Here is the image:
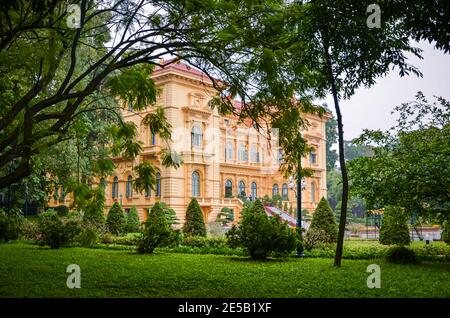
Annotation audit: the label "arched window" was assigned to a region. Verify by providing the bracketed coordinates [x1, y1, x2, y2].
[310, 182, 316, 202]
[238, 180, 245, 196]
[112, 176, 118, 199]
[192, 171, 200, 197]
[250, 144, 260, 163]
[191, 124, 203, 147]
[225, 179, 233, 197]
[309, 149, 317, 164]
[225, 141, 234, 161]
[238, 143, 248, 162]
[126, 175, 133, 198]
[282, 183, 288, 200]
[151, 133, 156, 145]
[272, 184, 279, 197]
[156, 172, 161, 197]
[251, 182, 257, 200]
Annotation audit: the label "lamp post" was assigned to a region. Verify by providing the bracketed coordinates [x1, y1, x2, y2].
[289, 175, 307, 257]
[119, 194, 123, 207]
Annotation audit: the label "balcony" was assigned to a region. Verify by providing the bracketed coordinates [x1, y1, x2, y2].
[141, 145, 161, 156]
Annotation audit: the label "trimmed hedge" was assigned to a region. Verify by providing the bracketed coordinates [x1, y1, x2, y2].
[115, 232, 143, 246]
[181, 236, 227, 249]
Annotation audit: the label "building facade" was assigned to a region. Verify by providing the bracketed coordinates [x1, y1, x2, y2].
[54, 61, 329, 225]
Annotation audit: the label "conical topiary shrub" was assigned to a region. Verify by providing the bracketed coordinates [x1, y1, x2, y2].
[309, 197, 338, 243]
[183, 198, 206, 237]
[126, 206, 141, 233]
[106, 202, 126, 235]
[379, 205, 410, 246]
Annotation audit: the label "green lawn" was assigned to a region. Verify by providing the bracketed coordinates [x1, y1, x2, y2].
[0, 243, 449, 298]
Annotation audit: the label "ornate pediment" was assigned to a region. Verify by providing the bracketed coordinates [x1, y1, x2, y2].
[189, 92, 206, 109]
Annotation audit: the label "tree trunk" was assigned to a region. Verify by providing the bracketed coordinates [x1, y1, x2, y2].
[324, 49, 349, 267]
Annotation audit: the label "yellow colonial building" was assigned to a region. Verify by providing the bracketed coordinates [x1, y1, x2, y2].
[98, 61, 329, 225]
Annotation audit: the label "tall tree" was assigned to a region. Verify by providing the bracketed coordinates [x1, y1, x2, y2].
[287, 0, 424, 266]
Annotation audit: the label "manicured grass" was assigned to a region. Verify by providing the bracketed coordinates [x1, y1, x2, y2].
[0, 242, 449, 298]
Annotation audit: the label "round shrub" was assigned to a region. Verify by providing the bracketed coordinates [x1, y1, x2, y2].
[137, 202, 173, 253]
[268, 216, 298, 258]
[226, 199, 298, 259]
[37, 210, 82, 248]
[106, 202, 126, 235]
[303, 228, 329, 251]
[385, 246, 418, 264]
[379, 205, 410, 246]
[309, 197, 338, 243]
[183, 198, 206, 237]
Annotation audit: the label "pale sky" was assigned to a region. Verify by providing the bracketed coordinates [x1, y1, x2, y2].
[319, 41, 450, 141]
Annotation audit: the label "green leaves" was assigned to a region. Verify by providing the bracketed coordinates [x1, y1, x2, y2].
[141, 107, 172, 141]
[226, 199, 298, 259]
[161, 148, 183, 169]
[132, 161, 157, 194]
[91, 158, 115, 177]
[309, 197, 338, 244]
[106, 64, 159, 111]
[110, 121, 143, 159]
[349, 94, 450, 219]
[183, 198, 207, 237]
